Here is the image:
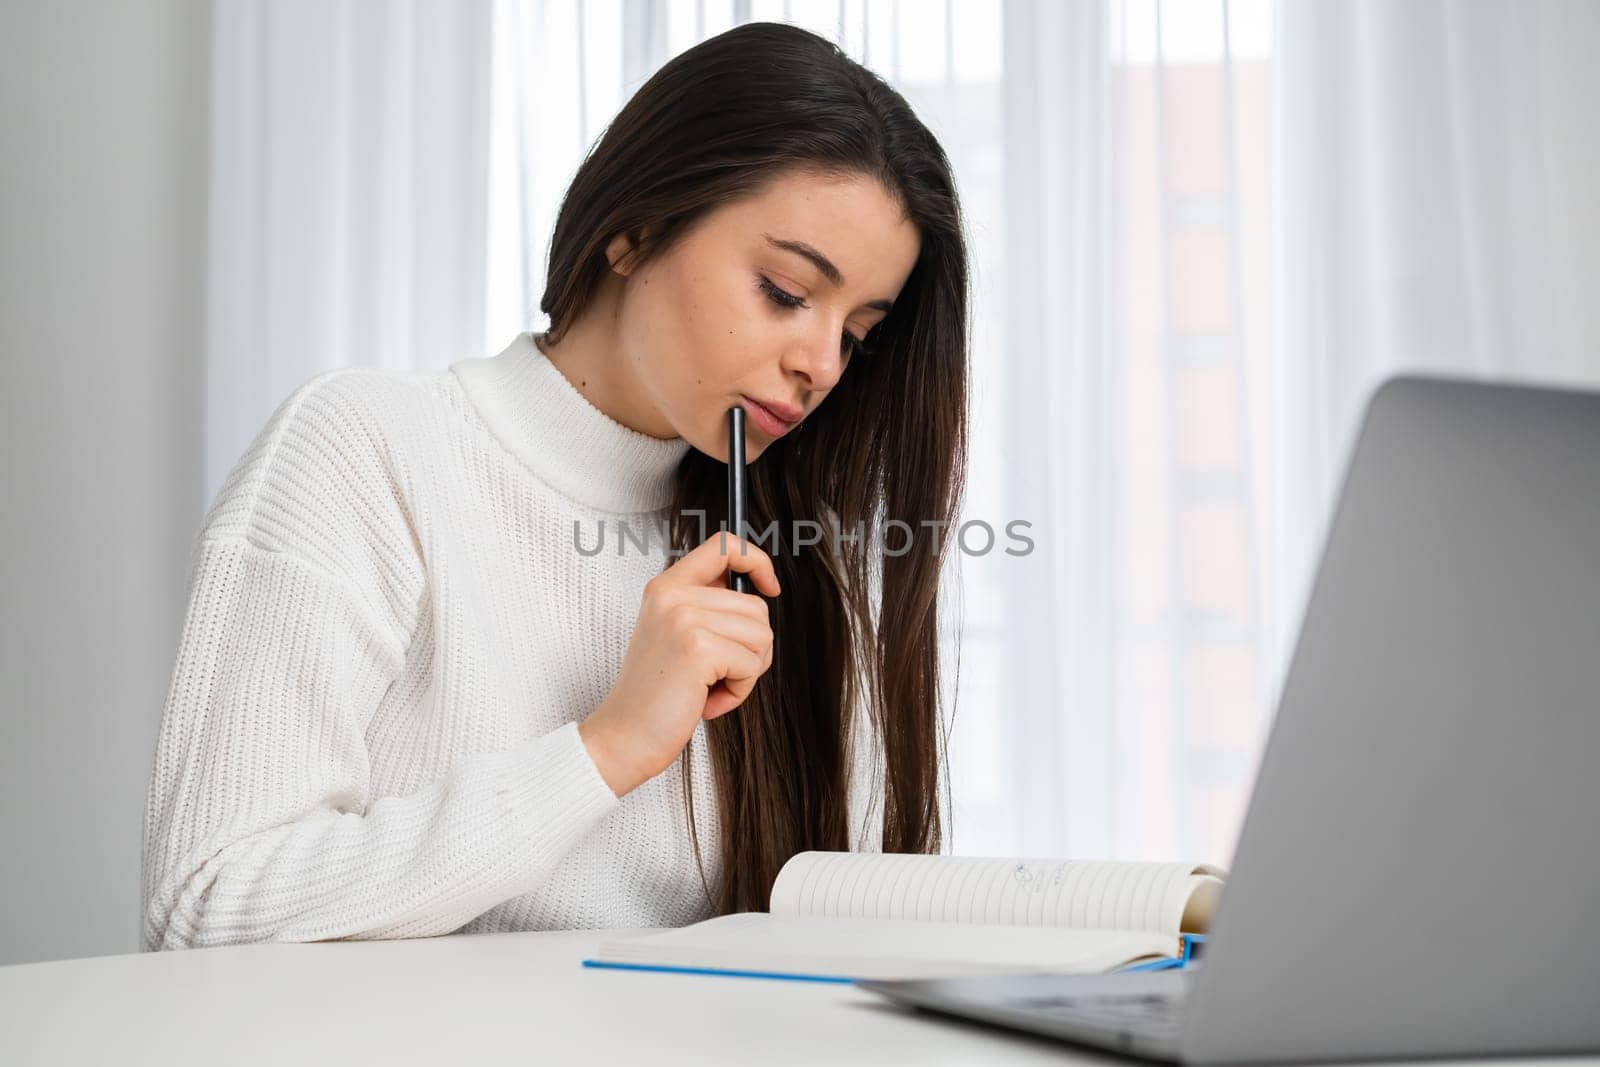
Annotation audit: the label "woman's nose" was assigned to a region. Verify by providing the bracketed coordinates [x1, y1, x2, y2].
[784, 327, 845, 392]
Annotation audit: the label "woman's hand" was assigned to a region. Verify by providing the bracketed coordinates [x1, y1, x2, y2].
[578, 532, 781, 797]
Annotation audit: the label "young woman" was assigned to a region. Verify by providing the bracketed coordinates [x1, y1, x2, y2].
[141, 21, 969, 950]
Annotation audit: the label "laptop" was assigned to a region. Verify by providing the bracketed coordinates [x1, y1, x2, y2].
[857, 375, 1600, 1063]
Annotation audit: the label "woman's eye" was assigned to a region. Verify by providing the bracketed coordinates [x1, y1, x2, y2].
[757, 275, 806, 309]
[759, 274, 875, 359]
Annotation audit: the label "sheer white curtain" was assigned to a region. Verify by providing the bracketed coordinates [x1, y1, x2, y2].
[982, 0, 1276, 863]
[1272, 0, 1600, 675]
[203, 0, 491, 503]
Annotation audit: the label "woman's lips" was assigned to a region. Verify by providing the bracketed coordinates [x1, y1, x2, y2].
[740, 396, 798, 437]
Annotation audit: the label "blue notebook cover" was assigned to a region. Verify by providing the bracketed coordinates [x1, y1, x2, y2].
[580, 932, 1206, 985]
[1119, 932, 1205, 972]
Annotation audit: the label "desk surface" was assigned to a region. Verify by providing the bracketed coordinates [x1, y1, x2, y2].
[1, 928, 1592, 1066]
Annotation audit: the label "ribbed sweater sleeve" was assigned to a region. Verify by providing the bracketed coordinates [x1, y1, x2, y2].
[140, 371, 621, 950]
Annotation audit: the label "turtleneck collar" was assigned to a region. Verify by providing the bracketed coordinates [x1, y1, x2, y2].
[450, 332, 692, 514]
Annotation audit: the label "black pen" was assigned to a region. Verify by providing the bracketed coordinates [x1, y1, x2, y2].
[726, 405, 749, 593]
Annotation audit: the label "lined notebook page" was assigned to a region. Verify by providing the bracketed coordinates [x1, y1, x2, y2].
[768, 851, 1225, 936]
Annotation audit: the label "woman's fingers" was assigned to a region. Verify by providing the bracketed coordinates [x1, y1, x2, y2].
[693, 631, 766, 695]
[673, 604, 772, 658]
[663, 533, 782, 597]
[670, 584, 772, 624]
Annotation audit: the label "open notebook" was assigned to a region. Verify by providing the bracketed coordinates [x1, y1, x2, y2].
[583, 850, 1225, 983]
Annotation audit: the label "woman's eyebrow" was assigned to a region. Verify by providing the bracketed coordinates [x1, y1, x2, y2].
[762, 232, 894, 312]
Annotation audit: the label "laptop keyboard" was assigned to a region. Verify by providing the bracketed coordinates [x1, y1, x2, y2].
[1002, 992, 1185, 1037]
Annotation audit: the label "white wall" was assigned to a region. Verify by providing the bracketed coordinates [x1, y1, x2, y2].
[0, 0, 210, 966]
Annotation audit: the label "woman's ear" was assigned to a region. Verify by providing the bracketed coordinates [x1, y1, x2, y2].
[605, 224, 661, 277]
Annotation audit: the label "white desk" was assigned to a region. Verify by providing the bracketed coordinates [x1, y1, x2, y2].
[1, 929, 1591, 1066]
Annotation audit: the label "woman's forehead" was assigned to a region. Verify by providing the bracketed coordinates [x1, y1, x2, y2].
[704, 170, 920, 305]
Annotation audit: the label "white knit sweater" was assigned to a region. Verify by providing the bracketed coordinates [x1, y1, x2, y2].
[141, 332, 884, 952]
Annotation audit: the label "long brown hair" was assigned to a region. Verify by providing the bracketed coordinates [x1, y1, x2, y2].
[540, 22, 969, 915]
